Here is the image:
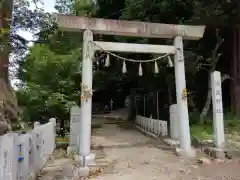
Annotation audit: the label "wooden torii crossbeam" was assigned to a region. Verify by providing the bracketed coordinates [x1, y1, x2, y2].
[55, 14, 205, 40]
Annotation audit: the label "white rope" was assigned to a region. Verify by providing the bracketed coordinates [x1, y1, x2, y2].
[90, 41, 176, 63]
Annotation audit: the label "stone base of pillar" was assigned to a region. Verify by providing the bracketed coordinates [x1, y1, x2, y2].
[175, 148, 196, 158]
[72, 165, 90, 179]
[205, 147, 225, 159]
[75, 153, 96, 166]
[163, 138, 180, 148]
[67, 146, 78, 157]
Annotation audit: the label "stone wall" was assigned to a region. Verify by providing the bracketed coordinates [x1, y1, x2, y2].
[0, 118, 56, 180]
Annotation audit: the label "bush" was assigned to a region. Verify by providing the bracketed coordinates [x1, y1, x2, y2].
[56, 128, 68, 137]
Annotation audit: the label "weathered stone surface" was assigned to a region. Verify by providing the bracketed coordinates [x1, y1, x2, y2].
[163, 138, 179, 147]
[197, 157, 211, 164]
[55, 14, 205, 40]
[37, 117, 240, 180]
[175, 148, 196, 159]
[69, 106, 81, 151]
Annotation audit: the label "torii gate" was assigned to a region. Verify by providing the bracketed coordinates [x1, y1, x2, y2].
[55, 14, 205, 164]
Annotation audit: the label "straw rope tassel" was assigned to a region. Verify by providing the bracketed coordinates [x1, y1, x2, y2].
[105, 54, 110, 67]
[154, 61, 159, 73]
[122, 60, 127, 73]
[168, 56, 173, 67]
[138, 63, 143, 76]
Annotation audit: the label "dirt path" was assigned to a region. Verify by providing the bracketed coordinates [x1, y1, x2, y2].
[92, 122, 240, 180]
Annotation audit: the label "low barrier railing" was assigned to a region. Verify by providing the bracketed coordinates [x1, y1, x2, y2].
[0, 118, 56, 180]
[135, 115, 168, 137]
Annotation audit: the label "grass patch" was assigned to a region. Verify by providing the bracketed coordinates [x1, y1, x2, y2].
[56, 136, 68, 143]
[92, 123, 102, 129]
[190, 120, 240, 141]
[225, 120, 240, 133]
[190, 124, 213, 140]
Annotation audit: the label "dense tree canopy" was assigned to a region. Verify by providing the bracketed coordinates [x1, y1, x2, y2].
[16, 44, 80, 123]
[13, 0, 240, 124]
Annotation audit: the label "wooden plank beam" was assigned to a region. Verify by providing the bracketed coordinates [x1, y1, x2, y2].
[93, 41, 175, 54]
[55, 14, 206, 40]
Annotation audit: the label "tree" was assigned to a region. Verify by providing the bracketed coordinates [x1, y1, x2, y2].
[198, 30, 231, 123]
[16, 44, 80, 126]
[14, 0, 240, 127]
[0, 0, 53, 132]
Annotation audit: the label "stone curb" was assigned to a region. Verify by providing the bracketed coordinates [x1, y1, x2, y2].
[35, 154, 56, 180]
[133, 124, 197, 158]
[133, 125, 177, 150]
[191, 137, 240, 159]
[85, 146, 114, 178]
[134, 124, 162, 139]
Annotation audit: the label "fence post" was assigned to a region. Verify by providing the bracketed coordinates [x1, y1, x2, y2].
[0, 133, 18, 180]
[34, 122, 40, 129]
[49, 118, 56, 150]
[17, 134, 30, 180]
[31, 130, 41, 177]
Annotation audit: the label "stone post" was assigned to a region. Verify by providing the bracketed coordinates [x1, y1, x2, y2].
[211, 71, 225, 149]
[49, 118, 57, 150]
[17, 134, 30, 180]
[67, 106, 81, 156]
[170, 104, 179, 141]
[34, 122, 40, 129]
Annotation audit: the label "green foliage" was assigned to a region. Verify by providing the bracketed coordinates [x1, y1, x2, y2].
[191, 118, 240, 141]
[14, 0, 240, 124]
[10, 0, 51, 55]
[55, 0, 97, 16]
[16, 44, 80, 122]
[190, 125, 213, 140]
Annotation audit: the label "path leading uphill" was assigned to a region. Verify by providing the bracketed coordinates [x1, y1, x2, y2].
[90, 121, 240, 180]
[38, 115, 240, 180]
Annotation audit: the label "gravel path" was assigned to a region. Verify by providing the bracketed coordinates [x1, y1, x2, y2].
[91, 122, 240, 180]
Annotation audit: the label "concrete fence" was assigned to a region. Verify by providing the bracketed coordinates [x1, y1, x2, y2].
[135, 115, 168, 136]
[0, 118, 56, 180]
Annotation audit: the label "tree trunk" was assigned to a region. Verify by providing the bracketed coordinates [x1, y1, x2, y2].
[200, 85, 212, 124]
[0, 0, 18, 134]
[200, 73, 230, 123]
[60, 118, 64, 129]
[199, 29, 226, 123]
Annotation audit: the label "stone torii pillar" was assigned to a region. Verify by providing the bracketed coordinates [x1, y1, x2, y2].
[174, 36, 193, 157]
[73, 30, 95, 177]
[55, 14, 205, 164]
[79, 30, 93, 159]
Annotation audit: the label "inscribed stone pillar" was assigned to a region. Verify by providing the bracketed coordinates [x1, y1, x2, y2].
[211, 71, 225, 148]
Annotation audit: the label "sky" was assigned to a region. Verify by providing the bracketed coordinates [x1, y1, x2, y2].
[19, 0, 56, 42]
[11, 0, 56, 88]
